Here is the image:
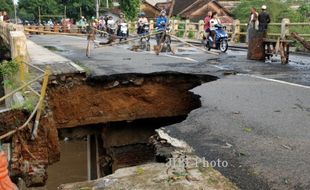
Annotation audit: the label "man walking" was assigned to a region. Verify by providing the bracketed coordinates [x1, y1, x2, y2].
[258, 5, 270, 33]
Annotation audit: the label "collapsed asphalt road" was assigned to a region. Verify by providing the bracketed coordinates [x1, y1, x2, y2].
[30, 35, 310, 189]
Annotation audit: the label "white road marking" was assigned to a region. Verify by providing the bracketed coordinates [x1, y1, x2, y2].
[161, 54, 310, 89]
[163, 54, 199, 63]
[238, 74, 310, 89]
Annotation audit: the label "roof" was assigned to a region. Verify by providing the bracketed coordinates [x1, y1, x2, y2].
[173, 0, 197, 15]
[178, 0, 232, 20]
[178, 0, 212, 16]
[144, 0, 169, 6]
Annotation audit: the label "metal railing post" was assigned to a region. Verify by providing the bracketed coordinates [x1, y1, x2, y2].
[31, 66, 50, 140]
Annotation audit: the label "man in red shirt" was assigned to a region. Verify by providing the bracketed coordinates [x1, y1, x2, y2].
[204, 11, 212, 42]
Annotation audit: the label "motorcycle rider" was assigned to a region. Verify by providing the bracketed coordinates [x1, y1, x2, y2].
[137, 12, 149, 35]
[155, 10, 169, 45]
[107, 15, 116, 35]
[209, 12, 221, 48]
[204, 11, 212, 44]
[116, 12, 127, 37]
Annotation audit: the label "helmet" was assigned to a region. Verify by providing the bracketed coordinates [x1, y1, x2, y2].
[120, 12, 124, 16]
[140, 12, 145, 17]
[261, 5, 267, 10]
[160, 10, 166, 16]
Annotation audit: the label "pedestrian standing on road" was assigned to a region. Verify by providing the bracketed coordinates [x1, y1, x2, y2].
[86, 17, 99, 58]
[204, 11, 213, 43]
[246, 7, 259, 43]
[258, 5, 270, 33]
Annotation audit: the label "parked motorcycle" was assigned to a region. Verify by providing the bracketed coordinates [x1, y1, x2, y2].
[204, 24, 228, 53]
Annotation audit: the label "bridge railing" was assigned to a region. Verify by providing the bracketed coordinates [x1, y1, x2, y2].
[22, 18, 310, 43]
[0, 60, 50, 140]
[0, 22, 50, 140]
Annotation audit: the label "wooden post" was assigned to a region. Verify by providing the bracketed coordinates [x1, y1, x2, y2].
[172, 19, 178, 36]
[149, 20, 154, 32]
[247, 29, 265, 60]
[184, 19, 190, 38]
[232, 19, 240, 43]
[198, 20, 205, 39]
[281, 18, 290, 39]
[53, 25, 59, 33]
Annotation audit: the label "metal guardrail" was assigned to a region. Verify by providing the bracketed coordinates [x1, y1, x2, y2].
[0, 59, 50, 140]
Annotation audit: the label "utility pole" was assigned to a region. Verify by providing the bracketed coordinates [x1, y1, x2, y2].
[38, 6, 41, 24]
[95, 0, 100, 18]
[13, 1, 17, 24]
[64, 5, 67, 19]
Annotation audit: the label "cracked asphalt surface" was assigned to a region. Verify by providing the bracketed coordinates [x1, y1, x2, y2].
[30, 35, 310, 189]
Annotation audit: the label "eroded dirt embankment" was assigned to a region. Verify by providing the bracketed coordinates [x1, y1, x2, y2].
[47, 72, 218, 129]
[1, 72, 218, 187]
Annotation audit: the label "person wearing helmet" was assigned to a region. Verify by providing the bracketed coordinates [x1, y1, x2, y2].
[137, 12, 148, 34]
[258, 5, 270, 32]
[155, 10, 169, 45]
[116, 12, 127, 36]
[156, 10, 168, 32]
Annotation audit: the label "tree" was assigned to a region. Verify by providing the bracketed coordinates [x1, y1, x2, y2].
[18, 0, 96, 23]
[232, 0, 306, 23]
[18, 0, 61, 22]
[59, 0, 95, 21]
[0, 0, 14, 17]
[119, 0, 140, 20]
[298, 3, 310, 20]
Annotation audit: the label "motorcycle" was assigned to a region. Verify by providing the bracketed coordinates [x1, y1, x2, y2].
[156, 26, 172, 53]
[138, 23, 150, 51]
[118, 23, 128, 42]
[204, 24, 228, 53]
[107, 20, 116, 35]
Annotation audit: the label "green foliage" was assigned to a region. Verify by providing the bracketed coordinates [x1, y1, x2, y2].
[0, 0, 14, 17]
[188, 29, 194, 39]
[232, 0, 308, 23]
[18, 0, 96, 23]
[119, 0, 140, 21]
[232, 0, 310, 39]
[177, 22, 185, 37]
[0, 59, 19, 78]
[11, 94, 38, 112]
[298, 3, 310, 19]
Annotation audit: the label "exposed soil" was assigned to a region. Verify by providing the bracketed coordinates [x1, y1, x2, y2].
[47, 72, 217, 129]
[0, 109, 28, 138]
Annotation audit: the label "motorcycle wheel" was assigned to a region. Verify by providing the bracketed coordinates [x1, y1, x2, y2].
[220, 40, 228, 53]
[165, 35, 172, 52]
[146, 43, 150, 51]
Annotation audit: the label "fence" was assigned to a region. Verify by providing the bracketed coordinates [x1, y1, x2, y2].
[0, 22, 50, 140]
[23, 18, 310, 43]
[0, 58, 50, 140]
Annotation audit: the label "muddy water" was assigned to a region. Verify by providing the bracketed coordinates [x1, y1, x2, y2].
[46, 140, 87, 189]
